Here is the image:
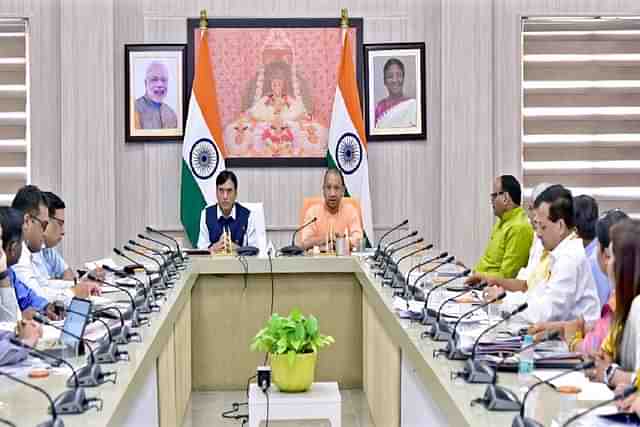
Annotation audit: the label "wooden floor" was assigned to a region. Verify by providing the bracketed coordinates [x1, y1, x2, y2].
[181, 389, 375, 427]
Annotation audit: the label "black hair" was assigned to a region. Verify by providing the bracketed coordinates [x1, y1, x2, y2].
[216, 170, 238, 190]
[43, 191, 66, 217]
[533, 184, 575, 229]
[499, 175, 522, 206]
[573, 195, 599, 241]
[11, 185, 46, 217]
[0, 207, 24, 251]
[383, 58, 405, 78]
[324, 168, 345, 187]
[596, 209, 629, 251]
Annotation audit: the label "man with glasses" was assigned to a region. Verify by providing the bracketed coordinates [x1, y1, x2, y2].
[41, 192, 74, 280]
[11, 185, 99, 305]
[465, 175, 533, 284]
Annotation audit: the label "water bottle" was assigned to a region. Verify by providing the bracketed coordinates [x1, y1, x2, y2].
[518, 334, 535, 381]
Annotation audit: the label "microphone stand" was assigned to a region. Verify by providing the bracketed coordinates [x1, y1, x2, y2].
[372, 231, 419, 272]
[88, 274, 149, 328]
[369, 219, 409, 262]
[280, 217, 317, 256]
[102, 264, 160, 313]
[420, 263, 465, 325]
[430, 282, 488, 341]
[145, 226, 185, 263]
[9, 338, 103, 415]
[402, 253, 451, 300]
[510, 361, 595, 425]
[123, 246, 172, 289]
[377, 237, 423, 280]
[129, 239, 177, 279]
[381, 241, 429, 288]
[0, 369, 65, 427]
[32, 314, 117, 387]
[114, 247, 166, 292]
[138, 233, 185, 269]
[93, 306, 141, 345]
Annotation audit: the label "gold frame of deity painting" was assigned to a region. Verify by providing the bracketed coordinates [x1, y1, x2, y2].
[363, 42, 427, 141]
[186, 17, 364, 167]
[125, 44, 187, 142]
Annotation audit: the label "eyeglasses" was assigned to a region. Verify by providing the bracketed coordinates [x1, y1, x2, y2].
[490, 191, 505, 200]
[50, 216, 65, 227]
[29, 215, 48, 232]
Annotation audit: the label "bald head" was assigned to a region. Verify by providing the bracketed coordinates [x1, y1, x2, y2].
[323, 169, 345, 213]
[145, 61, 169, 103]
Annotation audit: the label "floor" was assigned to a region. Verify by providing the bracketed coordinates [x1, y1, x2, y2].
[182, 389, 375, 427]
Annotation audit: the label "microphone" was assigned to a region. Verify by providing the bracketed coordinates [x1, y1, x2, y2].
[65, 306, 128, 364]
[371, 230, 419, 271]
[474, 330, 562, 412]
[435, 291, 508, 360]
[456, 303, 529, 382]
[378, 236, 423, 274]
[0, 369, 64, 427]
[560, 384, 638, 427]
[401, 252, 449, 299]
[138, 233, 184, 268]
[9, 338, 103, 415]
[409, 255, 455, 302]
[113, 247, 163, 289]
[425, 270, 474, 341]
[130, 239, 174, 271]
[370, 219, 409, 261]
[32, 313, 117, 387]
[430, 282, 489, 341]
[93, 306, 141, 345]
[123, 245, 172, 289]
[379, 238, 425, 283]
[101, 264, 159, 313]
[510, 360, 596, 426]
[420, 261, 463, 324]
[145, 225, 185, 262]
[280, 216, 317, 256]
[88, 273, 149, 328]
[383, 244, 434, 289]
[129, 240, 177, 282]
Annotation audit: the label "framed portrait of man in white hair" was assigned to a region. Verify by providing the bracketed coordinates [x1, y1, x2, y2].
[125, 44, 186, 142]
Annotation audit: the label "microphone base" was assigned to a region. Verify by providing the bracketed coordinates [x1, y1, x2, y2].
[36, 418, 64, 427]
[54, 387, 91, 414]
[511, 416, 544, 427]
[94, 342, 121, 364]
[237, 246, 259, 256]
[445, 336, 468, 361]
[73, 364, 103, 387]
[463, 359, 497, 384]
[473, 384, 522, 412]
[430, 320, 452, 342]
[280, 245, 304, 256]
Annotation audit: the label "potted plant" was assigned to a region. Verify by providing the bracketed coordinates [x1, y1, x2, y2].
[250, 308, 335, 392]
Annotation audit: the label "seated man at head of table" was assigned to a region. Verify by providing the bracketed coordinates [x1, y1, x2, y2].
[300, 169, 363, 251]
[485, 185, 600, 324]
[465, 174, 534, 285]
[197, 170, 258, 253]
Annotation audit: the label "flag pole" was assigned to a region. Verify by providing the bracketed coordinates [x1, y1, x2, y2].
[200, 9, 208, 31]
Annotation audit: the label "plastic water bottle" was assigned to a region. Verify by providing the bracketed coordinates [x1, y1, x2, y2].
[518, 334, 534, 381]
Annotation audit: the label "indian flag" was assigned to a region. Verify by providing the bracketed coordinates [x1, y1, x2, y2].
[180, 29, 226, 246]
[327, 31, 374, 243]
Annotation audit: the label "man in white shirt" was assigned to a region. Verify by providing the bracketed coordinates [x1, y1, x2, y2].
[197, 170, 258, 253]
[11, 186, 99, 305]
[483, 185, 600, 324]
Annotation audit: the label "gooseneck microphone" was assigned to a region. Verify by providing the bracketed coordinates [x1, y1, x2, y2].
[87, 274, 148, 328]
[430, 282, 489, 341]
[561, 384, 638, 427]
[420, 262, 463, 324]
[511, 360, 596, 427]
[93, 306, 140, 345]
[101, 264, 159, 313]
[371, 219, 409, 261]
[32, 313, 116, 387]
[138, 233, 184, 268]
[410, 256, 456, 301]
[379, 237, 425, 280]
[129, 240, 174, 273]
[405, 251, 448, 283]
[280, 217, 317, 256]
[9, 338, 103, 415]
[403, 252, 449, 299]
[145, 226, 184, 262]
[64, 307, 128, 365]
[456, 303, 530, 382]
[0, 369, 64, 427]
[123, 245, 172, 289]
[384, 244, 434, 288]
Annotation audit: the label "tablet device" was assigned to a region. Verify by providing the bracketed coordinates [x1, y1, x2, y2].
[61, 297, 92, 347]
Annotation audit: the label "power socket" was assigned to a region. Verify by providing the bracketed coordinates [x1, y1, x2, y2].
[257, 366, 271, 392]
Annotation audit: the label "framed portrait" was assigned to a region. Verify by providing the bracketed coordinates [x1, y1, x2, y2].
[363, 42, 427, 141]
[125, 44, 186, 142]
[187, 18, 363, 167]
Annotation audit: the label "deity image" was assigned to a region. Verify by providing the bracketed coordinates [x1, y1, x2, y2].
[223, 30, 328, 158]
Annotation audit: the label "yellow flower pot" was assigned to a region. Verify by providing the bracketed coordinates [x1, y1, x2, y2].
[270, 351, 317, 392]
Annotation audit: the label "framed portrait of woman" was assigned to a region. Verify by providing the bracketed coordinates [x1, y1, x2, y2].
[363, 42, 427, 141]
[186, 17, 364, 167]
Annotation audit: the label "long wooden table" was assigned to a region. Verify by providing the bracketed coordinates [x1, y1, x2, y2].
[0, 255, 591, 426]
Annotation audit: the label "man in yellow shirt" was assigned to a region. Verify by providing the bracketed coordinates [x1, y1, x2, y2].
[466, 175, 533, 284]
[301, 169, 363, 251]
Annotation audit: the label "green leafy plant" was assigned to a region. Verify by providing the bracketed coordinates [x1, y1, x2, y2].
[251, 308, 335, 365]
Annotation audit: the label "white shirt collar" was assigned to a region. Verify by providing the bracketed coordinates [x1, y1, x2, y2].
[217, 203, 236, 221]
[550, 232, 583, 259]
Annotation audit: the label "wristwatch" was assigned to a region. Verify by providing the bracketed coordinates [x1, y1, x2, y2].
[0, 269, 8, 281]
[605, 363, 619, 386]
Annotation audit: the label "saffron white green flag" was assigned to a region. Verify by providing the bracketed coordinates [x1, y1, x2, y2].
[327, 31, 374, 243]
[180, 30, 226, 246]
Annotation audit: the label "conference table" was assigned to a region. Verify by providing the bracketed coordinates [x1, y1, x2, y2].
[0, 253, 595, 427]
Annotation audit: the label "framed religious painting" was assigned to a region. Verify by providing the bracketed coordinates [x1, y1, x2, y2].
[186, 17, 364, 167]
[363, 42, 427, 141]
[125, 44, 187, 142]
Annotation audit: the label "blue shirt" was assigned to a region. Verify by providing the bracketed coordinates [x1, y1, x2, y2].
[9, 268, 48, 312]
[586, 241, 611, 307]
[41, 247, 68, 279]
